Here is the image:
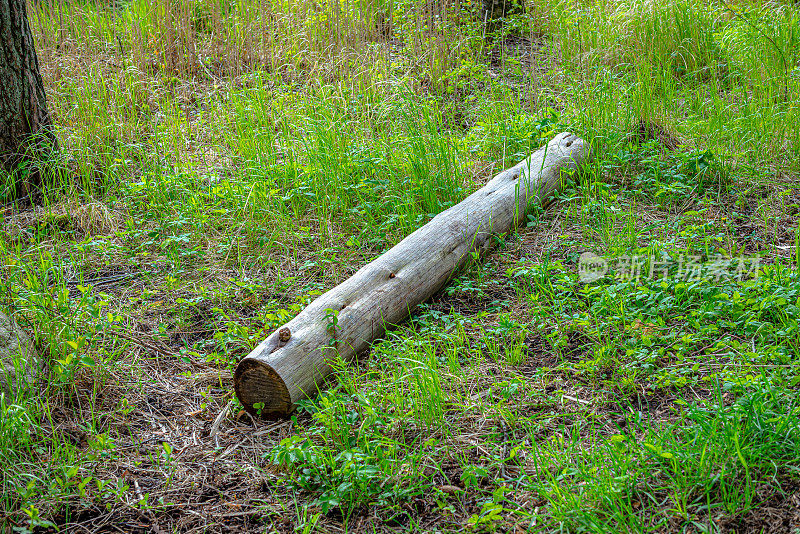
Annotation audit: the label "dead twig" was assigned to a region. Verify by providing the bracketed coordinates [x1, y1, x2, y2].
[210, 399, 234, 440]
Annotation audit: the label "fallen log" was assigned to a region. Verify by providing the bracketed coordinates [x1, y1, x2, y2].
[235, 132, 591, 418]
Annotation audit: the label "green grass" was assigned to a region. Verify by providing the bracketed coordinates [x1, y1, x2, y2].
[1, 0, 799, 531]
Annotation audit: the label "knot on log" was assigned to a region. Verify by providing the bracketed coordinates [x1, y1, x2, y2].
[278, 327, 291, 343]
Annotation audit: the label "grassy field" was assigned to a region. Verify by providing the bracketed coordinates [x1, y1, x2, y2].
[1, 0, 800, 531]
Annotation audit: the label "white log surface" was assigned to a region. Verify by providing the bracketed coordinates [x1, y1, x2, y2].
[234, 132, 591, 417]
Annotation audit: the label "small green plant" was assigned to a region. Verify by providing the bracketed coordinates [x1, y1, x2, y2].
[466, 486, 516, 531]
[270, 394, 428, 518]
[324, 308, 339, 347]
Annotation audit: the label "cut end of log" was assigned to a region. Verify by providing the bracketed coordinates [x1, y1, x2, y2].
[233, 358, 293, 418]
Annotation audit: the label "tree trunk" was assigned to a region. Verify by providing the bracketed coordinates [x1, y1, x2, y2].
[235, 132, 591, 418]
[482, 0, 515, 28]
[0, 0, 57, 200]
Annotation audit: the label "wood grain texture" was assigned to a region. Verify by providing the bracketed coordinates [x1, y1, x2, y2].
[234, 132, 591, 417]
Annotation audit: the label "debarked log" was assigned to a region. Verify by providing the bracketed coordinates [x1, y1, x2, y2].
[234, 132, 591, 417]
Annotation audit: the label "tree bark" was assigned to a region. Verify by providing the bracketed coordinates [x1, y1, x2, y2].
[235, 132, 591, 418]
[0, 0, 57, 199]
